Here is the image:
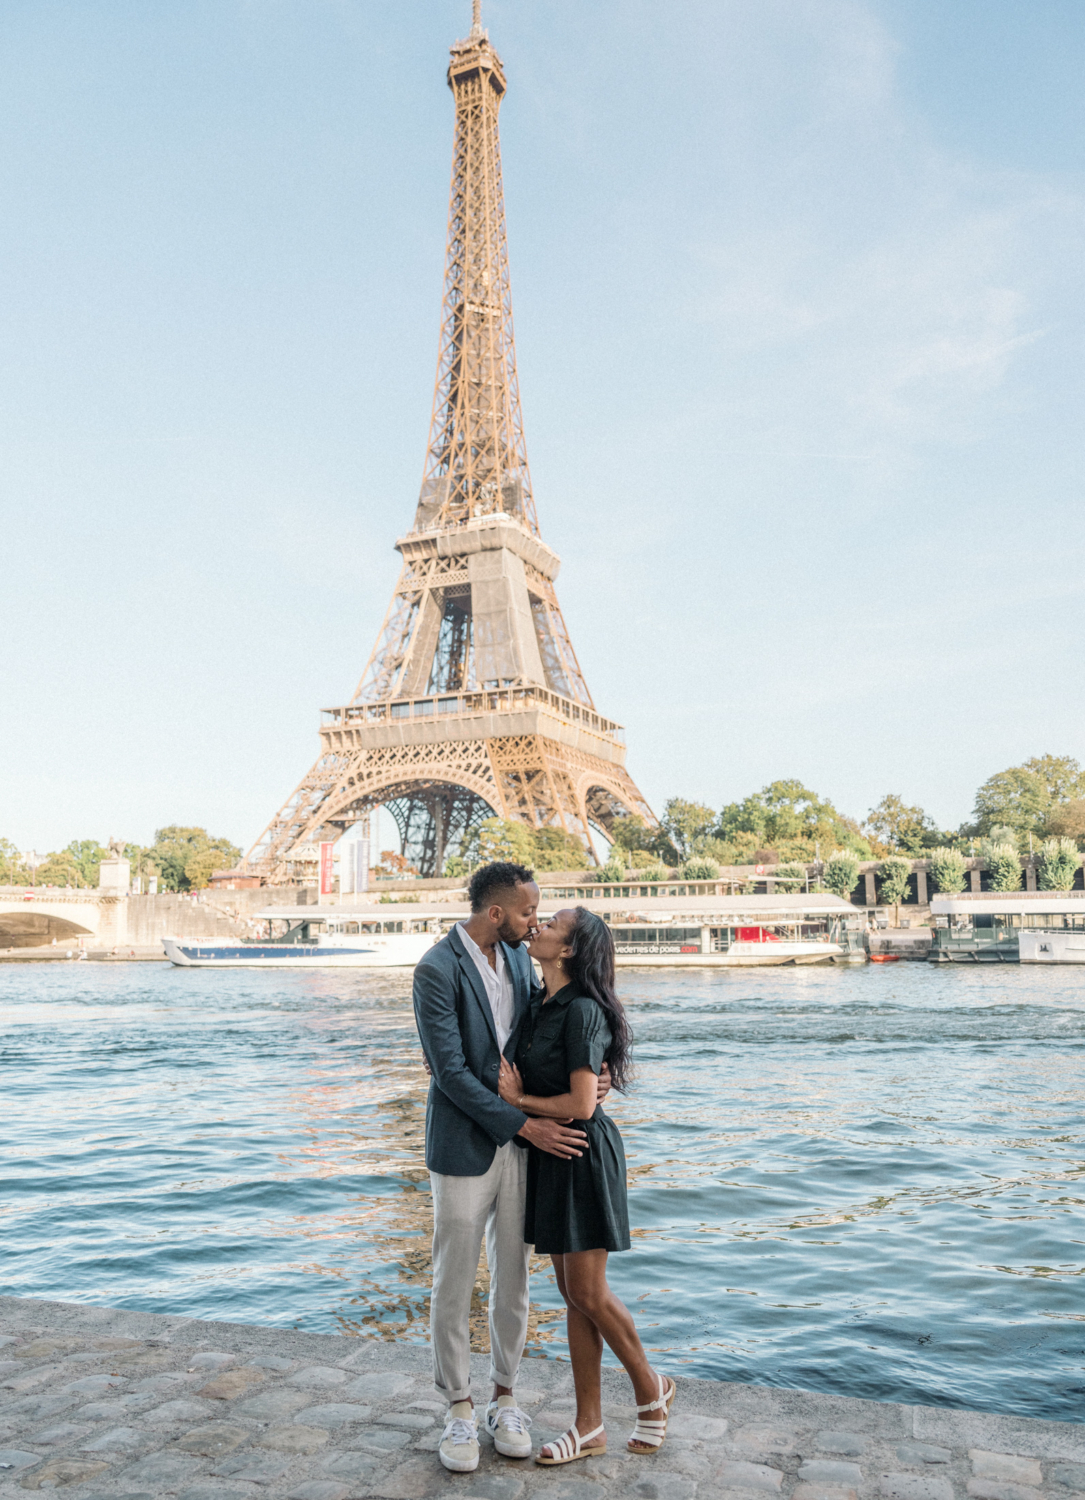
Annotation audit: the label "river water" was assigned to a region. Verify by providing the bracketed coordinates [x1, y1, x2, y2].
[2, 961, 1083, 1421]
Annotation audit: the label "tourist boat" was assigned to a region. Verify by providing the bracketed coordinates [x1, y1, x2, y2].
[164, 893, 870, 970]
[162, 906, 447, 968]
[930, 891, 1085, 963]
[548, 893, 869, 967]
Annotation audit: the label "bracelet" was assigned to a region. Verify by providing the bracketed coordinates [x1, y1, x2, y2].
[518, 1095, 525, 1110]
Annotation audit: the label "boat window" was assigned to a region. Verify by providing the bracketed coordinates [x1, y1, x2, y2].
[346, 923, 359, 934]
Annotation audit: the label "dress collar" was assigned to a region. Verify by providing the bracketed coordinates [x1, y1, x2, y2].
[542, 982, 578, 1008]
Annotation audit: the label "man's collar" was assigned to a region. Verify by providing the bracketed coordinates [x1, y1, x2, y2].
[457, 920, 505, 971]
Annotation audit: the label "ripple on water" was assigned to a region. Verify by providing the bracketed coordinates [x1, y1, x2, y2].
[1, 959, 1083, 1419]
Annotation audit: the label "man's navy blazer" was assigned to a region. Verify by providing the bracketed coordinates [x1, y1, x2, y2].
[413, 924, 535, 1176]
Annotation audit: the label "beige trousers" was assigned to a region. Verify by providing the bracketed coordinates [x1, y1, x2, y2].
[429, 1140, 531, 1402]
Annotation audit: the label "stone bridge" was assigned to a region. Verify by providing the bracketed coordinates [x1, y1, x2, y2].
[0, 889, 255, 953]
[0, 889, 120, 950]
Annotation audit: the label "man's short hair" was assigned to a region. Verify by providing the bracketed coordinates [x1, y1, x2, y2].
[468, 861, 536, 914]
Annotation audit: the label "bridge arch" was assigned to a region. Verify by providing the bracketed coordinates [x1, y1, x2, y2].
[0, 911, 94, 950]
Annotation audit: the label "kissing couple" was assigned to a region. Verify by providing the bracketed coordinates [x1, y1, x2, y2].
[413, 859, 675, 1473]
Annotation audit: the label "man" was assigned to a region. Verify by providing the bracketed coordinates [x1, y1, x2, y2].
[413, 860, 607, 1472]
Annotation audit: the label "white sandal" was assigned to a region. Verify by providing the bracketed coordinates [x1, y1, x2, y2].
[535, 1422, 607, 1466]
[628, 1373, 676, 1453]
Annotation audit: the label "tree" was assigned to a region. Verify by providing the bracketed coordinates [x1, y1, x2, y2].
[378, 850, 419, 878]
[596, 858, 626, 885]
[864, 794, 939, 855]
[878, 856, 913, 907]
[929, 846, 968, 894]
[660, 800, 716, 861]
[0, 838, 30, 885]
[980, 839, 1022, 893]
[681, 858, 720, 880]
[972, 755, 1085, 840]
[1037, 837, 1079, 892]
[716, 779, 871, 860]
[148, 826, 242, 891]
[467, 818, 536, 868]
[609, 815, 650, 854]
[533, 827, 588, 872]
[774, 861, 808, 889]
[34, 851, 88, 887]
[184, 848, 233, 890]
[63, 839, 107, 886]
[1046, 799, 1085, 845]
[823, 851, 861, 900]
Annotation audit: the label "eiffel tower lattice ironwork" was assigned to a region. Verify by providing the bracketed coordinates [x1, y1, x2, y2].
[244, 4, 655, 880]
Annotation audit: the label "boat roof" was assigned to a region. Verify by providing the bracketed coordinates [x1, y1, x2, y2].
[932, 891, 1085, 915]
[258, 894, 859, 922]
[257, 905, 469, 920]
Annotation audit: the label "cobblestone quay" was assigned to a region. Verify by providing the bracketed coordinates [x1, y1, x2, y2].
[1, 1300, 1082, 1500]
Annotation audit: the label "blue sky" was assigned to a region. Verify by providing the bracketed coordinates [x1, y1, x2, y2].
[1, 0, 1082, 854]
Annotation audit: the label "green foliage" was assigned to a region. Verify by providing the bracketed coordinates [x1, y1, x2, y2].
[1037, 837, 1079, 892]
[1045, 799, 1085, 845]
[596, 858, 627, 884]
[661, 799, 716, 860]
[979, 840, 1022, 893]
[773, 861, 808, 889]
[823, 850, 861, 900]
[460, 818, 535, 868]
[609, 815, 650, 853]
[929, 846, 968, 894]
[864, 794, 939, 855]
[609, 813, 678, 868]
[532, 827, 588, 872]
[184, 848, 233, 890]
[972, 754, 1085, 840]
[716, 779, 871, 859]
[689, 836, 737, 865]
[454, 818, 587, 874]
[0, 837, 29, 885]
[34, 851, 88, 887]
[878, 856, 913, 906]
[64, 839, 107, 885]
[148, 826, 242, 892]
[680, 858, 720, 880]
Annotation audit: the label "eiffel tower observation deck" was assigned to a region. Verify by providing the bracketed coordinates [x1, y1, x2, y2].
[245, 3, 654, 880]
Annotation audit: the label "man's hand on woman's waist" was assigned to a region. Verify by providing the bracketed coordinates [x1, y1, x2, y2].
[517, 1117, 588, 1158]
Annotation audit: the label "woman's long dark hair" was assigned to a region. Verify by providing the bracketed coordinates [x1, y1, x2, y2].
[565, 907, 633, 1092]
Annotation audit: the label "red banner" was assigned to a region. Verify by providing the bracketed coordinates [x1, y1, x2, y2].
[319, 841, 335, 896]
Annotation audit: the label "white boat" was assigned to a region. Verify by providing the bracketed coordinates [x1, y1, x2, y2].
[931, 892, 1085, 963]
[545, 893, 868, 966]
[163, 893, 869, 970]
[162, 907, 445, 968]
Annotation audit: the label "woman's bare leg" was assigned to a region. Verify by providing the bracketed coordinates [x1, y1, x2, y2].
[560, 1248, 674, 1452]
[537, 1254, 606, 1459]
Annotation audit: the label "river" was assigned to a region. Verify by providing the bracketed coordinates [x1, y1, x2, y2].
[1, 960, 1082, 1421]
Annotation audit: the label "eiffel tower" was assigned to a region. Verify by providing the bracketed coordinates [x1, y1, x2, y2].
[245, 3, 654, 881]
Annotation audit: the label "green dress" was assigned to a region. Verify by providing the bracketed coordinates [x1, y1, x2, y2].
[514, 983, 631, 1255]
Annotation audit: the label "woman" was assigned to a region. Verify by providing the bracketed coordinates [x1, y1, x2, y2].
[498, 905, 676, 1466]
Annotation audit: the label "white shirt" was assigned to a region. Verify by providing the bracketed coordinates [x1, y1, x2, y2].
[457, 922, 516, 1052]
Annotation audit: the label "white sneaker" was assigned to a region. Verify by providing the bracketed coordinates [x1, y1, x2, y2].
[439, 1401, 479, 1472]
[485, 1395, 533, 1458]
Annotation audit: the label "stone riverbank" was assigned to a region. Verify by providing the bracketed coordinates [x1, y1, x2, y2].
[1, 1299, 1081, 1500]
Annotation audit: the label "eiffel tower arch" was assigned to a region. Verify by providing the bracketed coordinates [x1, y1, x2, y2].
[244, 4, 655, 881]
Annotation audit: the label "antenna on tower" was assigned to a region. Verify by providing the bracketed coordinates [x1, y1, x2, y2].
[471, 0, 482, 38]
